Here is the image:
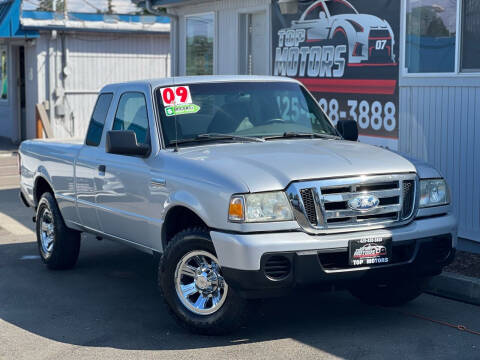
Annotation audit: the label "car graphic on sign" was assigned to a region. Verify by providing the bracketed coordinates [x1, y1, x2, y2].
[353, 243, 387, 258]
[291, 0, 396, 66]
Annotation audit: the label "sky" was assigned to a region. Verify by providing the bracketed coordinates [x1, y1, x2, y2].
[22, 0, 142, 14]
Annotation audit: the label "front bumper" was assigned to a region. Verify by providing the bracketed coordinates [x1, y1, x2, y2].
[211, 214, 457, 298]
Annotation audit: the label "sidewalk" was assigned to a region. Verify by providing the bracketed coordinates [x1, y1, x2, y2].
[425, 272, 480, 306]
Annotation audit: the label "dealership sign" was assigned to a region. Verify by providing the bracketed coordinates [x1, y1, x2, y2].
[273, 0, 400, 149]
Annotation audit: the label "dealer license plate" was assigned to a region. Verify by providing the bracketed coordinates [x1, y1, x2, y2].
[349, 236, 392, 267]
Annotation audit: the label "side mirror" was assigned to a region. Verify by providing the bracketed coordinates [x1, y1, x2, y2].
[319, 11, 327, 20]
[336, 120, 358, 141]
[106, 130, 150, 157]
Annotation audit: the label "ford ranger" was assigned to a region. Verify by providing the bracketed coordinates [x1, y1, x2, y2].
[19, 76, 456, 334]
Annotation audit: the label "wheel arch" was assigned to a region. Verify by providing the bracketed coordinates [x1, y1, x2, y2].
[161, 205, 210, 250]
[33, 174, 55, 207]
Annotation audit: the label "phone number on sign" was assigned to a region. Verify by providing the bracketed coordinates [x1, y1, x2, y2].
[318, 98, 396, 133]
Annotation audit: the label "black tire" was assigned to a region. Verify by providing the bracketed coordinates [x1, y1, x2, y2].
[158, 227, 247, 335]
[349, 277, 428, 307]
[36, 192, 81, 270]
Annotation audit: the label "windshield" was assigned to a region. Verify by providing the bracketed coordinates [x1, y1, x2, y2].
[325, 0, 357, 15]
[156, 81, 338, 147]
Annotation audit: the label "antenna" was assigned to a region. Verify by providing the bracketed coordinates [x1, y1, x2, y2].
[174, 109, 179, 152]
[173, 76, 179, 152]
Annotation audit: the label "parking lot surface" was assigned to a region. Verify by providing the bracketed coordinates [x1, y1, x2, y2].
[1, 154, 479, 360]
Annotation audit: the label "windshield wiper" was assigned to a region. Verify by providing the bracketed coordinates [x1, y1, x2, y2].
[263, 132, 341, 141]
[197, 133, 265, 142]
[169, 133, 264, 146]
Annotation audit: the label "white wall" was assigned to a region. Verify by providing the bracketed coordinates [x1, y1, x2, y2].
[170, 0, 271, 76]
[399, 77, 480, 242]
[34, 31, 170, 139]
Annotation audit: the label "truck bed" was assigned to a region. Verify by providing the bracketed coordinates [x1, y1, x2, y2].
[19, 138, 84, 207]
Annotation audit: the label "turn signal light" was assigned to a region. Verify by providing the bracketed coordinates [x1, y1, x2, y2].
[228, 196, 244, 222]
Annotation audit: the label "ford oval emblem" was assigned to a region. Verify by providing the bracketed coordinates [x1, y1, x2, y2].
[348, 195, 380, 211]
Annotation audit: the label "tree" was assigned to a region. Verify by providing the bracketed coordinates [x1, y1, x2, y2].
[107, 0, 114, 14]
[37, 0, 65, 12]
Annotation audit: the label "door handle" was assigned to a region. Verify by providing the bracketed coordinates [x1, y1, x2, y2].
[151, 178, 166, 187]
[98, 165, 106, 175]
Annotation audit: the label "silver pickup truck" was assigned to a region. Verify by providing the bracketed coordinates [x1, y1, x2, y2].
[19, 76, 456, 334]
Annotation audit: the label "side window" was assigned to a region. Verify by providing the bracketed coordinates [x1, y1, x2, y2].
[85, 93, 113, 147]
[112, 92, 150, 145]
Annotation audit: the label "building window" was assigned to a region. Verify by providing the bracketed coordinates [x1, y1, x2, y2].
[0, 45, 7, 100]
[186, 13, 214, 75]
[405, 0, 457, 73]
[461, 0, 480, 71]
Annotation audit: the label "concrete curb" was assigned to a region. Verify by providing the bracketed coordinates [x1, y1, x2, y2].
[424, 272, 480, 306]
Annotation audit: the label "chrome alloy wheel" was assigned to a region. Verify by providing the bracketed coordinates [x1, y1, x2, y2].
[174, 250, 228, 316]
[39, 209, 55, 255]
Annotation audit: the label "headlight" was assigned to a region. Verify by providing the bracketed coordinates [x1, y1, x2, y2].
[419, 179, 449, 208]
[228, 192, 293, 223]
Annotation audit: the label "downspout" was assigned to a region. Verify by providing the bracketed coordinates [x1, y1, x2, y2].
[145, 0, 178, 77]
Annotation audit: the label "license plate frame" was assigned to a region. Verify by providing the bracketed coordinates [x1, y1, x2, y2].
[349, 236, 392, 267]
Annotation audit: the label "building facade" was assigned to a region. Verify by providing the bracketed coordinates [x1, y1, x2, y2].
[0, 0, 170, 142]
[151, 0, 479, 244]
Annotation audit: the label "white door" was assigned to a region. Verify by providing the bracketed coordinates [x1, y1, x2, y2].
[240, 11, 268, 75]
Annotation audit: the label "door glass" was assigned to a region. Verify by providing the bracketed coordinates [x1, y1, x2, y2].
[461, 0, 480, 71]
[0, 45, 7, 100]
[85, 93, 113, 146]
[113, 92, 150, 145]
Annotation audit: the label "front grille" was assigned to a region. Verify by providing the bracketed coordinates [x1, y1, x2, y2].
[287, 174, 417, 233]
[369, 29, 391, 38]
[368, 29, 393, 62]
[401, 180, 415, 218]
[300, 189, 317, 225]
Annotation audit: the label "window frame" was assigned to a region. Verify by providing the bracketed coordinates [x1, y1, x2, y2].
[401, 0, 480, 77]
[184, 11, 217, 76]
[112, 91, 151, 146]
[85, 92, 114, 147]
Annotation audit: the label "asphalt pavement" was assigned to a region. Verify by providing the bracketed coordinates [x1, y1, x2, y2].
[1, 152, 479, 360]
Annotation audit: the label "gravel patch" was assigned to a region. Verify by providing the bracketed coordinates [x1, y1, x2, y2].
[445, 250, 480, 278]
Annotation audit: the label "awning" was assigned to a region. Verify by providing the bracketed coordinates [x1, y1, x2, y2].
[0, 0, 38, 38]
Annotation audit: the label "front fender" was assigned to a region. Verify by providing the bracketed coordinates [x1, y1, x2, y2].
[162, 190, 211, 228]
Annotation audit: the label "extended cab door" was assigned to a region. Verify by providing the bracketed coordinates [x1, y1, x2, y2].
[94, 84, 161, 249]
[76, 93, 114, 231]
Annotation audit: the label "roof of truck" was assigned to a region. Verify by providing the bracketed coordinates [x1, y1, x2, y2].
[100, 75, 300, 92]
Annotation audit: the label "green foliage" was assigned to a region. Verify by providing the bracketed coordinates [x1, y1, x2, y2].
[36, 0, 65, 12]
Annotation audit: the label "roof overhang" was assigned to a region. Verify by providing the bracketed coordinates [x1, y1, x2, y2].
[20, 12, 170, 34]
[135, 0, 207, 9]
[0, 0, 38, 39]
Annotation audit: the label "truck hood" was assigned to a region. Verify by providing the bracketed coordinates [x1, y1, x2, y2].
[176, 139, 416, 193]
